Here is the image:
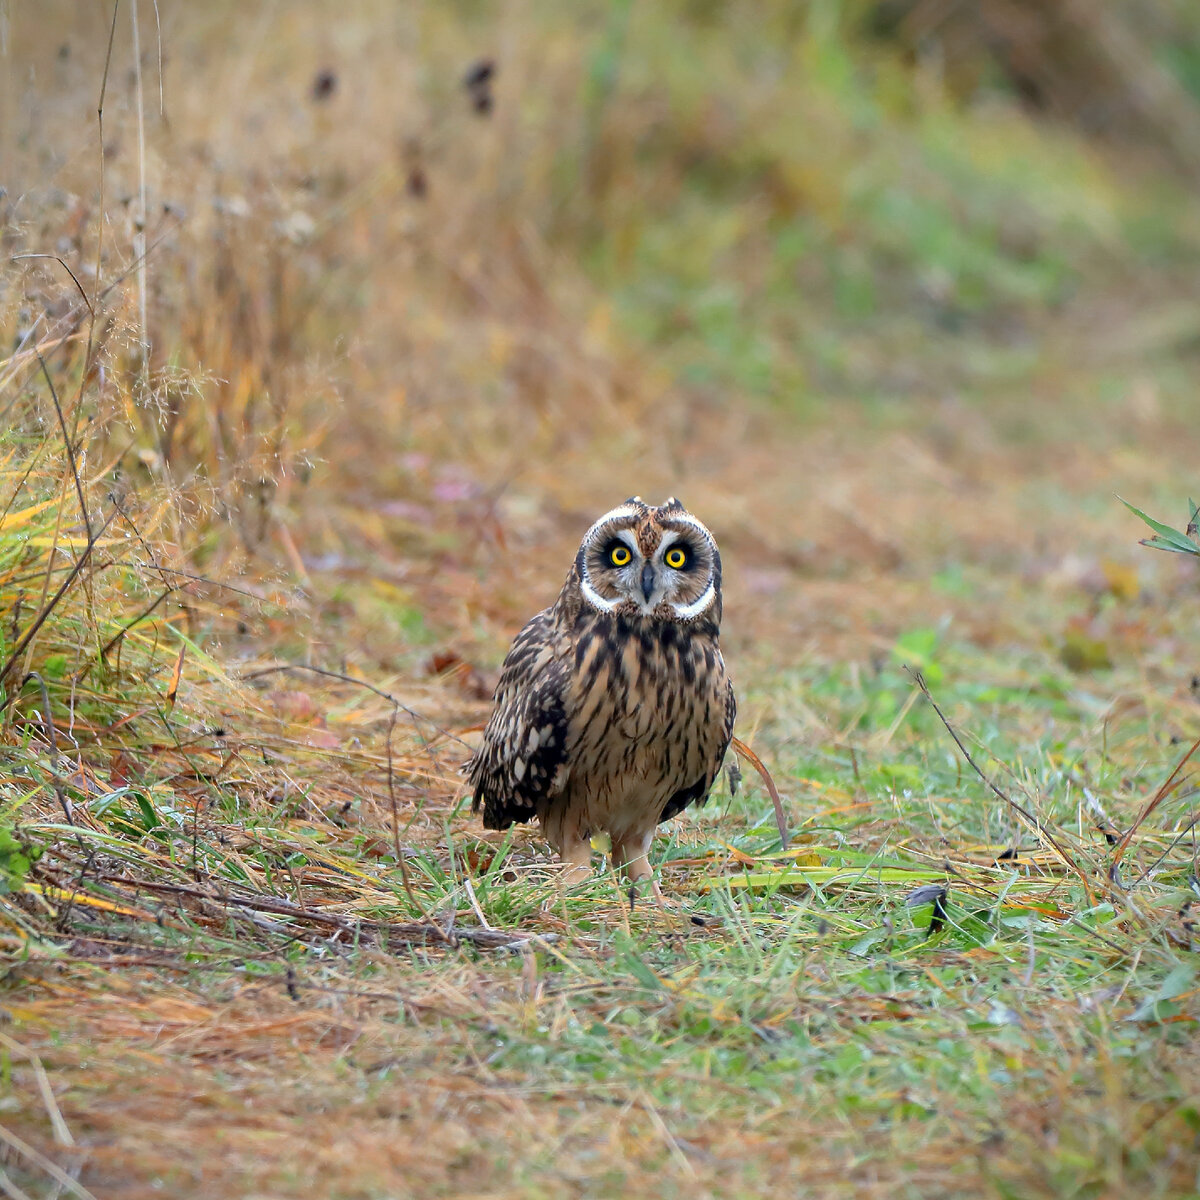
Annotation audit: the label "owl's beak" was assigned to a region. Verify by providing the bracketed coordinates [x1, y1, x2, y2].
[640, 563, 656, 603]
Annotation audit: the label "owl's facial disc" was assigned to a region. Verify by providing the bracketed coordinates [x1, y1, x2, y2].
[655, 528, 716, 619]
[578, 502, 720, 621]
[579, 527, 641, 613]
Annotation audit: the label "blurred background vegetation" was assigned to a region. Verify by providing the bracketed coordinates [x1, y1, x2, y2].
[5, 0, 1200, 679]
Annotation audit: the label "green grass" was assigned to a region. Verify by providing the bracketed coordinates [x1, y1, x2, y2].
[8, 622, 1199, 1195]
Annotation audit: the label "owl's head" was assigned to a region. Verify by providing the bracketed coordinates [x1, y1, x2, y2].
[574, 497, 722, 623]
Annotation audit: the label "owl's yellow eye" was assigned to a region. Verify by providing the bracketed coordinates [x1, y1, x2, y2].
[610, 545, 632, 567]
[665, 547, 687, 569]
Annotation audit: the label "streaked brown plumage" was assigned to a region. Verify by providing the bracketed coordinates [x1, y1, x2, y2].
[466, 497, 735, 886]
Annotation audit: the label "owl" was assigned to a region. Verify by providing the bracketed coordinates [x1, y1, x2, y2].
[466, 497, 735, 890]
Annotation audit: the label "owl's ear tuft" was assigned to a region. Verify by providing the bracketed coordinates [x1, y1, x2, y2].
[624, 495, 644, 506]
[659, 496, 684, 513]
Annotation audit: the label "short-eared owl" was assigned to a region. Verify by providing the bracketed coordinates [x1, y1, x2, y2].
[466, 497, 735, 887]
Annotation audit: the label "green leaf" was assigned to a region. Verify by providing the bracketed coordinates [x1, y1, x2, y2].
[136, 792, 162, 832]
[849, 926, 889, 956]
[1119, 497, 1200, 556]
[617, 943, 662, 991]
[1140, 535, 1197, 556]
[0, 825, 35, 893]
[41, 654, 69, 678]
[1129, 963, 1196, 1022]
[89, 787, 133, 817]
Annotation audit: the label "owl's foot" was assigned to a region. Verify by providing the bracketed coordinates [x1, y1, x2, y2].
[609, 836, 716, 925]
[611, 833, 653, 884]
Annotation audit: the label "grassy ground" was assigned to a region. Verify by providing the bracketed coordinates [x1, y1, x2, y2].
[4, 3, 1200, 1197]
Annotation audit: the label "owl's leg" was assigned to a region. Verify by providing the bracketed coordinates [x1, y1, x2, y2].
[541, 805, 593, 885]
[613, 831, 712, 923]
[558, 832, 594, 886]
[611, 830, 655, 890]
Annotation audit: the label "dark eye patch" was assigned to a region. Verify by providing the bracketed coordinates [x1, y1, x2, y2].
[604, 538, 633, 567]
[664, 543, 693, 570]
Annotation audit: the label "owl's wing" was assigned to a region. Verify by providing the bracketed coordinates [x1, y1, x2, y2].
[660, 674, 736, 823]
[466, 607, 574, 831]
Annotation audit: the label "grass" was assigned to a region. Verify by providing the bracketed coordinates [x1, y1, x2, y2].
[4, 2, 1200, 1197]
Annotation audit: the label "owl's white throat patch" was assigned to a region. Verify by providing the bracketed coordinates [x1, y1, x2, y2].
[579, 577, 622, 613]
[669, 581, 716, 621]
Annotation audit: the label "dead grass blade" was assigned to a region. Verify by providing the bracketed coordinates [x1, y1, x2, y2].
[1112, 732, 1200, 882]
[0, 1124, 94, 1200]
[166, 641, 186, 711]
[0, 1033, 75, 1149]
[730, 735, 789, 850]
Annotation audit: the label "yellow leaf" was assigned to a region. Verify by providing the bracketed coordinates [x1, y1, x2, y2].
[25, 536, 121, 549]
[0, 498, 57, 532]
[23, 883, 150, 919]
[1101, 559, 1139, 602]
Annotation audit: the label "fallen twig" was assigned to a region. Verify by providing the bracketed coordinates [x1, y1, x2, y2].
[240, 661, 467, 944]
[96, 874, 535, 949]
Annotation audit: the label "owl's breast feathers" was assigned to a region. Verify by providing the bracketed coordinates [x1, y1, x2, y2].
[466, 578, 734, 835]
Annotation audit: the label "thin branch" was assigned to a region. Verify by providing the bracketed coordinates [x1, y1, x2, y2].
[1, 212, 186, 428]
[242, 663, 473, 750]
[99, 585, 176, 659]
[9, 256, 93, 319]
[86, 1, 121, 380]
[37, 352, 91, 540]
[239, 662, 460, 939]
[0, 508, 118, 698]
[25, 672, 77, 829]
[134, 565, 287, 605]
[907, 668, 1095, 906]
[1130, 805, 1200, 889]
[130, 0, 150, 377]
[382, 701, 425, 921]
[54, 847, 99, 935]
[95, 875, 531, 948]
[1112, 733, 1200, 879]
